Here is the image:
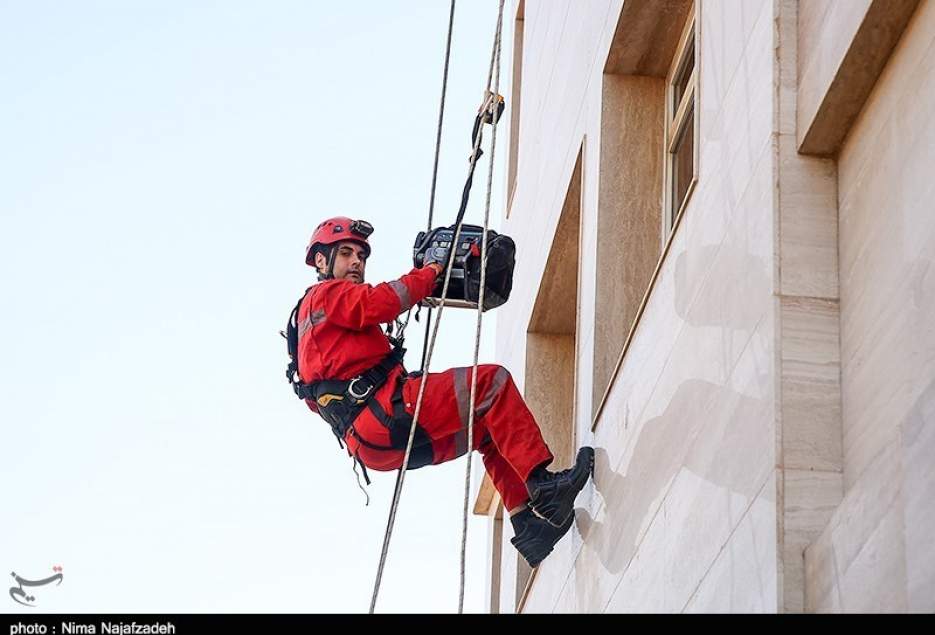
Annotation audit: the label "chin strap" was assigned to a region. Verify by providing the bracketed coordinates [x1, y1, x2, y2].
[317, 246, 336, 281]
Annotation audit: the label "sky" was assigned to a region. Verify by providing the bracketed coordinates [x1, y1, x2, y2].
[0, 0, 510, 614]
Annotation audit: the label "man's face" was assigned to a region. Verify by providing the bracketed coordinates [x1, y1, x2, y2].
[316, 240, 368, 283]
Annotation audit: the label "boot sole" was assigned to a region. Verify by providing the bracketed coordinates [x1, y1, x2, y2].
[511, 516, 575, 568]
[511, 537, 552, 568]
[530, 446, 595, 528]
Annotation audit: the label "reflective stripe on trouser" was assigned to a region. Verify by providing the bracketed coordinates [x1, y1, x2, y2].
[348, 364, 553, 510]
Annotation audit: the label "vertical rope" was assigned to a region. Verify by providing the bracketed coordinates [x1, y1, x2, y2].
[427, 0, 456, 232]
[419, 0, 456, 371]
[459, 0, 505, 614]
[369, 0, 507, 614]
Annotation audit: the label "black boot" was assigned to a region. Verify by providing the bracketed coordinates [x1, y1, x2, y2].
[525, 446, 595, 527]
[510, 507, 574, 568]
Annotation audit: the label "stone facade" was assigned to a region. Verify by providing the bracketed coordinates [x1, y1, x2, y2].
[474, 0, 935, 613]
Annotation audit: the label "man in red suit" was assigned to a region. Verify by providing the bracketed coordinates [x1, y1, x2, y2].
[288, 216, 594, 567]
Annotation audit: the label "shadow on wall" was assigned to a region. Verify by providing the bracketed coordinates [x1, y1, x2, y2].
[570, 376, 771, 610]
[548, 234, 772, 611]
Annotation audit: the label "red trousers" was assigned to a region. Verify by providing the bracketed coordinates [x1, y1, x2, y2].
[344, 364, 553, 511]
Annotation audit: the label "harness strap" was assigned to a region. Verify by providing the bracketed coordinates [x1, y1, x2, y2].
[345, 375, 435, 471]
[300, 346, 407, 440]
[352, 450, 372, 486]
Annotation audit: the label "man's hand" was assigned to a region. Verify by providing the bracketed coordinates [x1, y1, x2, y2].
[423, 245, 451, 273]
[427, 262, 445, 278]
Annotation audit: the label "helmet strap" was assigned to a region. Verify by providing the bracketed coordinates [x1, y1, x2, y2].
[316, 245, 337, 282]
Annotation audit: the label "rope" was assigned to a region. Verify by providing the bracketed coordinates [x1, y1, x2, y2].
[419, 305, 433, 372]
[415, 0, 457, 371]
[368, 0, 507, 614]
[351, 458, 371, 507]
[459, 0, 505, 614]
[395, 0, 455, 363]
[427, 0, 456, 234]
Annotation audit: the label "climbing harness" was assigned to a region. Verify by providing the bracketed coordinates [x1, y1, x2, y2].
[283, 289, 410, 483]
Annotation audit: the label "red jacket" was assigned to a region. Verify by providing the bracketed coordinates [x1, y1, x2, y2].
[297, 266, 438, 411]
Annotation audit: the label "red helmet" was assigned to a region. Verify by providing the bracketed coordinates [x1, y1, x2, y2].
[305, 216, 373, 266]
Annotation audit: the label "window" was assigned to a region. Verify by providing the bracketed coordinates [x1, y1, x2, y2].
[594, 72, 665, 418]
[506, 0, 525, 216]
[665, 8, 698, 234]
[591, 0, 694, 427]
[518, 148, 583, 609]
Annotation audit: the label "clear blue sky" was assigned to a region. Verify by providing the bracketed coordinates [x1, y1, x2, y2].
[1, 0, 509, 613]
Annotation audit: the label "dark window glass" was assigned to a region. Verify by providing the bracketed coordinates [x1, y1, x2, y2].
[672, 105, 695, 214]
[673, 35, 695, 112]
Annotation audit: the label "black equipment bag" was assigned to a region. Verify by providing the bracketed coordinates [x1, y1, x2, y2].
[412, 224, 515, 312]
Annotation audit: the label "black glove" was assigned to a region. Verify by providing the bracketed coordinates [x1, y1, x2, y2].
[423, 245, 451, 268]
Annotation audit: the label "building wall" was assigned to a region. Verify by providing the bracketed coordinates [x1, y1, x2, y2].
[488, 0, 934, 613]
[495, 0, 778, 612]
[805, 0, 935, 612]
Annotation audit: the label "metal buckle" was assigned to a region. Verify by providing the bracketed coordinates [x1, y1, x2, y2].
[347, 377, 372, 401]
